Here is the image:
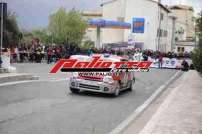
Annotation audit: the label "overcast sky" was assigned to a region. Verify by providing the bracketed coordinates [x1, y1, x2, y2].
[4, 0, 202, 30]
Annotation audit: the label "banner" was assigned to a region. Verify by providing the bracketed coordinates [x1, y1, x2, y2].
[133, 55, 191, 69]
[1, 54, 10, 69]
[148, 57, 182, 69]
[1, 52, 16, 73]
[148, 57, 159, 68]
[162, 58, 177, 68]
[132, 18, 145, 33]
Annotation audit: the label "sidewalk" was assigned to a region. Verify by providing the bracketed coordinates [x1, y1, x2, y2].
[0, 73, 39, 84]
[125, 70, 202, 134]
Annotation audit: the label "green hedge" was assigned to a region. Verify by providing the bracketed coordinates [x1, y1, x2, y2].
[192, 37, 202, 73]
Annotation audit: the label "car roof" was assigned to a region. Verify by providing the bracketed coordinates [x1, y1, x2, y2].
[103, 55, 127, 62]
[70, 55, 91, 61]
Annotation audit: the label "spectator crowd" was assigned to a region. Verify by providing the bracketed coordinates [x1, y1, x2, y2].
[1, 43, 192, 64]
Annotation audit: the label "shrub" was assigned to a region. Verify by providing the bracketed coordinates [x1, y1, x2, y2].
[191, 37, 202, 73]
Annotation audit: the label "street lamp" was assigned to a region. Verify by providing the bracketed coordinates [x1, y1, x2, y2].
[0, 3, 4, 61]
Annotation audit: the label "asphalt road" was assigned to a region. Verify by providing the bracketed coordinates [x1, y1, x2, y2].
[0, 63, 179, 134]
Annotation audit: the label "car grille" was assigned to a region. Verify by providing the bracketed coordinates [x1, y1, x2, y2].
[79, 76, 103, 82]
[83, 78, 102, 82]
[79, 84, 100, 90]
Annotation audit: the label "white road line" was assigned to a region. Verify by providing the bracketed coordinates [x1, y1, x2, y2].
[0, 78, 69, 87]
[108, 71, 182, 134]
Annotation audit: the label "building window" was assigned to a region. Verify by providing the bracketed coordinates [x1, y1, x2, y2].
[182, 47, 185, 52]
[177, 47, 180, 52]
[160, 13, 164, 21]
[164, 31, 168, 37]
[157, 29, 166, 37]
[157, 29, 159, 37]
[177, 47, 185, 52]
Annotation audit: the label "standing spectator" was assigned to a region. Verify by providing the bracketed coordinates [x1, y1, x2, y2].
[87, 48, 93, 56]
[41, 46, 45, 62]
[181, 59, 189, 71]
[158, 54, 163, 68]
[55, 47, 61, 61]
[47, 47, 52, 64]
[0, 56, 2, 68]
[35, 46, 42, 63]
[19, 47, 24, 63]
[142, 52, 148, 61]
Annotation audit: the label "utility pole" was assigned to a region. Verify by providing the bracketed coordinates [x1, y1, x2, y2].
[171, 16, 176, 51]
[0, 3, 4, 60]
[157, 0, 162, 51]
[194, 19, 197, 48]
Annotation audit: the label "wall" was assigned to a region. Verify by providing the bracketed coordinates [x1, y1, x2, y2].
[159, 7, 170, 52]
[170, 8, 194, 39]
[124, 0, 171, 51]
[167, 16, 174, 52]
[102, 0, 126, 44]
[101, 0, 173, 52]
[82, 11, 102, 46]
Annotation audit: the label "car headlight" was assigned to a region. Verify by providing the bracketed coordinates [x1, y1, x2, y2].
[103, 76, 114, 84]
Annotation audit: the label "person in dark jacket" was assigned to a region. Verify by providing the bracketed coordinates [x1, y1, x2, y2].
[158, 54, 163, 68]
[181, 59, 189, 71]
[0, 57, 2, 68]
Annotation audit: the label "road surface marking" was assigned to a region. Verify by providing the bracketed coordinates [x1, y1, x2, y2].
[0, 78, 69, 87]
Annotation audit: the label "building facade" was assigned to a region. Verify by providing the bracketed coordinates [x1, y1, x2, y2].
[82, 10, 103, 44]
[169, 5, 195, 53]
[83, 0, 195, 53]
[169, 5, 195, 41]
[101, 0, 173, 52]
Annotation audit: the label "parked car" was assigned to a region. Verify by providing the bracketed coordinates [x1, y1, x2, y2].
[69, 54, 135, 96]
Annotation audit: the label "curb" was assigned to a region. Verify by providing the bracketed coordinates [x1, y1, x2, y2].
[108, 71, 182, 134]
[0, 73, 39, 84]
[0, 68, 9, 73]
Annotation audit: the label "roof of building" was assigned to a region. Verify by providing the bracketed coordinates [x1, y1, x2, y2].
[82, 10, 102, 17]
[100, 0, 170, 13]
[149, 0, 170, 12]
[88, 19, 131, 29]
[169, 5, 194, 11]
[100, 0, 116, 6]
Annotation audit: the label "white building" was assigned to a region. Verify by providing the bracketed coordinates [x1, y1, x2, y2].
[82, 10, 103, 44]
[169, 5, 195, 41]
[169, 5, 195, 53]
[100, 0, 174, 52]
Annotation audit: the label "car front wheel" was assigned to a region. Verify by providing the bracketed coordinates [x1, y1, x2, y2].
[70, 88, 80, 94]
[128, 80, 134, 91]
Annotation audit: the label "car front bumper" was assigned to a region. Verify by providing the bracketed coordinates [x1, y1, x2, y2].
[69, 78, 117, 94]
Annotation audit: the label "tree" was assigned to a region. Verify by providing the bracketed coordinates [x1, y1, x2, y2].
[192, 11, 202, 73]
[4, 12, 21, 47]
[48, 8, 87, 45]
[82, 40, 95, 49]
[31, 29, 51, 44]
[21, 31, 33, 46]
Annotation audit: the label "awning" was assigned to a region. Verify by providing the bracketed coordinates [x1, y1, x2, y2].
[88, 19, 131, 29]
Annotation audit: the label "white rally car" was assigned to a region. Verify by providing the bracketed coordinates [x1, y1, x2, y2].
[69, 54, 135, 96]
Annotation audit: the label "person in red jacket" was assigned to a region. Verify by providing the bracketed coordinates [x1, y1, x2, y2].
[47, 47, 52, 64]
